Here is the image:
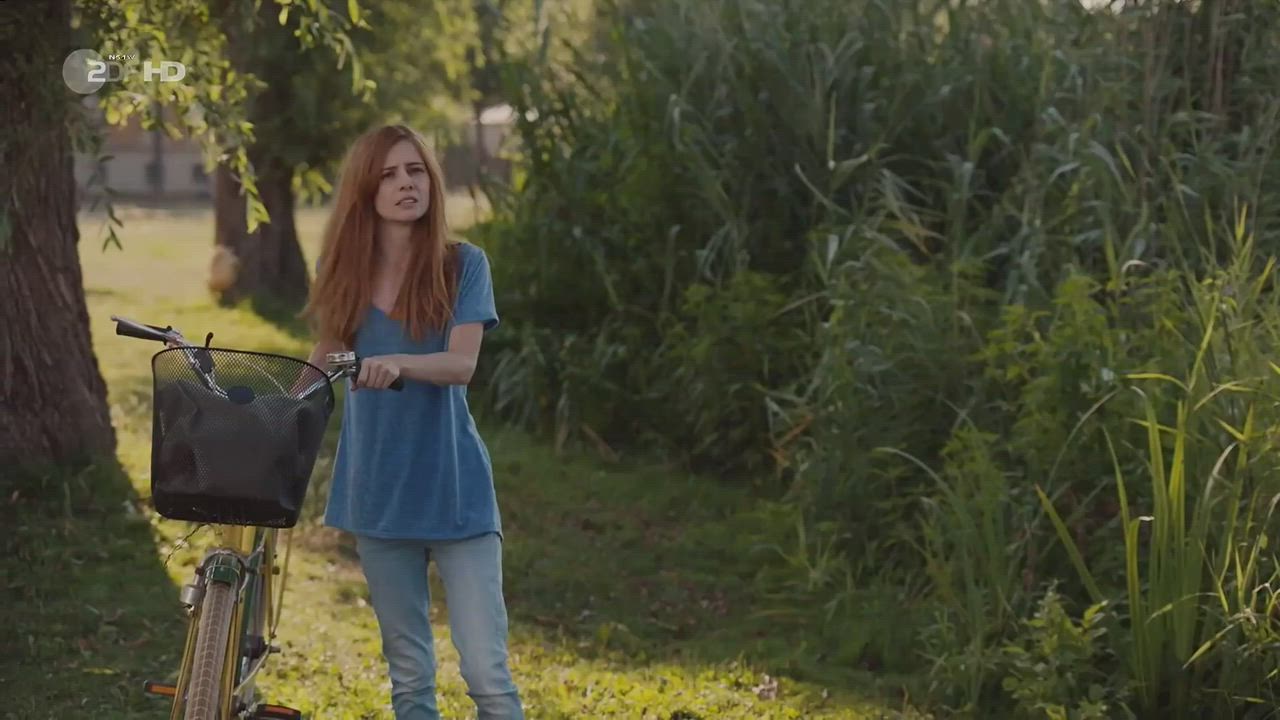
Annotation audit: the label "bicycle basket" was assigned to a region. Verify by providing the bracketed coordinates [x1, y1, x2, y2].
[150, 347, 335, 528]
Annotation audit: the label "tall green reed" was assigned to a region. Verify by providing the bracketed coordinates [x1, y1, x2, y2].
[1039, 218, 1280, 716]
[469, 0, 1280, 710]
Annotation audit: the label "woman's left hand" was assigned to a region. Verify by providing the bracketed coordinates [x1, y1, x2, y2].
[355, 354, 403, 390]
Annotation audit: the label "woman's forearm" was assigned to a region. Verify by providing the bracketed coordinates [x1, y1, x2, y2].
[292, 337, 345, 395]
[390, 352, 476, 386]
[306, 338, 342, 368]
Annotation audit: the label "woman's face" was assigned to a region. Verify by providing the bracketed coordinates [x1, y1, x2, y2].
[374, 139, 431, 223]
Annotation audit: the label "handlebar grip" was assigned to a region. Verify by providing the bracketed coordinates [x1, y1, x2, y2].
[111, 315, 174, 343]
[350, 359, 405, 391]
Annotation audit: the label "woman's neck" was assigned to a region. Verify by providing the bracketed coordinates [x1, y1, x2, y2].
[375, 221, 413, 270]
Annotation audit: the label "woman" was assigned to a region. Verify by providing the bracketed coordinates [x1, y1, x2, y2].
[302, 124, 524, 720]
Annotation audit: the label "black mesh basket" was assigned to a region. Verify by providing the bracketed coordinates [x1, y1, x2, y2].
[150, 347, 335, 528]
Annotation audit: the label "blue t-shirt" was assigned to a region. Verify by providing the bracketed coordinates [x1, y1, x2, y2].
[323, 241, 502, 540]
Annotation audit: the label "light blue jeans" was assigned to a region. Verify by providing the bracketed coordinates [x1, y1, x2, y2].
[355, 532, 524, 720]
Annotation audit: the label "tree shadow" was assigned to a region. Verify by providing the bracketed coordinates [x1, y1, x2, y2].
[1, 457, 187, 718]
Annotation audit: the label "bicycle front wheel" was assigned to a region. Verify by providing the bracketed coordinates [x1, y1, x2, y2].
[184, 579, 237, 720]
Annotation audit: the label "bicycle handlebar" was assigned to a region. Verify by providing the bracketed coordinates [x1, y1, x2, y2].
[352, 358, 406, 392]
[112, 315, 180, 343]
[111, 314, 405, 397]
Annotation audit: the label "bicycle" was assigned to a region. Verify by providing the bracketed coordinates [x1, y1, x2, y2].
[111, 314, 401, 720]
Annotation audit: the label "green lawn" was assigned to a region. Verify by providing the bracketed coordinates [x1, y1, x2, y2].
[0, 202, 927, 719]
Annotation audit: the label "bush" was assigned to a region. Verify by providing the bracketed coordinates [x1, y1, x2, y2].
[470, 0, 1280, 714]
[999, 587, 1127, 720]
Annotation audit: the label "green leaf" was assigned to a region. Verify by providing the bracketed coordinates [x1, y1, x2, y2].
[1214, 418, 1247, 442]
[1123, 372, 1187, 391]
[830, 152, 872, 191]
[245, 196, 271, 233]
[279, 6, 290, 25]
[348, 0, 361, 24]
[1036, 484, 1105, 604]
[102, 227, 123, 252]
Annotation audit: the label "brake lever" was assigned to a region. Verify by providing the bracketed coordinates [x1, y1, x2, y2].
[325, 351, 404, 391]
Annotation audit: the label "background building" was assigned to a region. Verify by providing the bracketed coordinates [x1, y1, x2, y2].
[74, 100, 514, 203]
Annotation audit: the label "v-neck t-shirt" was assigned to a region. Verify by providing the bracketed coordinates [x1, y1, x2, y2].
[322, 241, 502, 540]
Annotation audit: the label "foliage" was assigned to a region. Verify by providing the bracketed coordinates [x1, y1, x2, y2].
[910, 427, 1024, 711]
[999, 587, 1126, 720]
[469, 0, 1280, 715]
[1037, 226, 1280, 718]
[67, 0, 367, 237]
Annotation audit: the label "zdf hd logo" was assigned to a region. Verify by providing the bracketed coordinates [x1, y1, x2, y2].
[63, 49, 187, 95]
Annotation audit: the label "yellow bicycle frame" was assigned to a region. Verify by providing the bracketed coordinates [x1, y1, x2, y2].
[167, 523, 289, 720]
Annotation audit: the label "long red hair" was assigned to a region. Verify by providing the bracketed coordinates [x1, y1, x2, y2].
[303, 124, 458, 347]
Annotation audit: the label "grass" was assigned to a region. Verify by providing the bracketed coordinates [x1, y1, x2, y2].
[0, 200, 926, 719]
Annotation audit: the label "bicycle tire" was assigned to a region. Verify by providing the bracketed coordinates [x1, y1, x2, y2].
[184, 579, 237, 720]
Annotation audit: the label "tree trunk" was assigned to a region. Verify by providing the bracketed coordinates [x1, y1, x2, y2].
[212, 152, 308, 308]
[210, 0, 309, 310]
[470, 101, 489, 213]
[0, 0, 116, 467]
[150, 99, 165, 201]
